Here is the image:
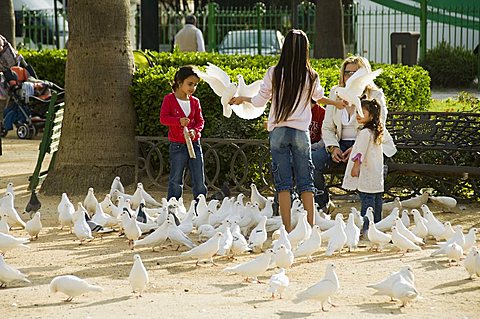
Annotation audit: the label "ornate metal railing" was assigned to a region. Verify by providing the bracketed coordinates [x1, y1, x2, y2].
[135, 112, 480, 199]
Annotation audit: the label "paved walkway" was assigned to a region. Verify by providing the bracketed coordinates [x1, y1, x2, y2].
[431, 88, 480, 100]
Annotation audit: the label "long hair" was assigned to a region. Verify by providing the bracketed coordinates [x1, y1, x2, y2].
[361, 99, 383, 144]
[272, 29, 317, 123]
[339, 56, 379, 99]
[171, 65, 199, 91]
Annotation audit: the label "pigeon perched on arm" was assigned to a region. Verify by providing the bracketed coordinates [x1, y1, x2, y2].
[230, 74, 266, 119]
[332, 67, 382, 117]
[193, 63, 238, 118]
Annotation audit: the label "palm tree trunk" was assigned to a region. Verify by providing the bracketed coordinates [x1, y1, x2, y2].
[42, 0, 136, 195]
[313, 0, 345, 59]
[0, 0, 15, 47]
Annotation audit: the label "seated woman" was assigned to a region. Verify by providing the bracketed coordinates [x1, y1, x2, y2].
[312, 56, 397, 213]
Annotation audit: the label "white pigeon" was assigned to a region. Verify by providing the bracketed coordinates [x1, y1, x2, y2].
[250, 183, 268, 209]
[464, 247, 479, 279]
[394, 217, 424, 246]
[274, 244, 294, 269]
[197, 224, 217, 241]
[217, 225, 233, 256]
[120, 210, 142, 248]
[92, 203, 118, 228]
[391, 226, 422, 255]
[58, 194, 75, 232]
[400, 192, 429, 209]
[100, 194, 114, 215]
[110, 176, 125, 199]
[462, 227, 478, 252]
[345, 213, 360, 252]
[73, 204, 94, 244]
[375, 207, 399, 232]
[178, 203, 195, 235]
[445, 242, 463, 266]
[442, 221, 455, 240]
[367, 221, 391, 252]
[166, 215, 196, 249]
[400, 209, 410, 228]
[83, 187, 98, 215]
[224, 249, 274, 283]
[0, 193, 25, 229]
[260, 199, 274, 218]
[315, 210, 336, 231]
[431, 225, 465, 257]
[272, 224, 292, 251]
[411, 212, 428, 240]
[182, 232, 223, 266]
[288, 211, 311, 249]
[325, 215, 347, 256]
[429, 195, 457, 209]
[129, 254, 149, 297]
[293, 262, 340, 312]
[390, 276, 419, 307]
[367, 265, 415, 302]
[50, 275, 103, 302]
[230, 223, 251, 256]
[268, 268, 289, 299]
[350, 207, 364, 230]
[0, 255, 30, 287]
[25, 211, 42, 240]
[193, 63, 238, 118]
[0, 232, 30, 254]
[382, 197, 402, 213]
[230, 74, 266, 119]
[248, 216, 268, 252]
[0, 214, 9, 234]
[333, 67, 382, 117]
[133, 220, 169, 251]
[136, 183, 161, 207]
[423, 208, 445, 241]
[294, 225, 322, 262]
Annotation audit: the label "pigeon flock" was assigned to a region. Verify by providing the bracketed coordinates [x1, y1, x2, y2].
[0, 178, 479, 314]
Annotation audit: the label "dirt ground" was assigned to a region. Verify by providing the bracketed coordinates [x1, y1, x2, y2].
[0, 134, 479, 319]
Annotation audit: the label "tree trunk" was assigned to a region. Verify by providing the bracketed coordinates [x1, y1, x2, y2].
[42, 0, 136, 195]
[0, 0, 15, 47]
[313, 0, 345, 59]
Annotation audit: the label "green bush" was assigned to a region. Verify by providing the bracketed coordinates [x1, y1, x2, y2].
[19, 49, 67, 87]
[419, 42, 478, 87]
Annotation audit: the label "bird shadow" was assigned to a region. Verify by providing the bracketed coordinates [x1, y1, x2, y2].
[274, 310, 316, 318]
[18, 301, 80, 309]
[76, 295, 131, 308]
[164, 264, 199, 275]
[432, 278, 471, 290]
[356, 301, 403, 315]
[244, 298, 273, 305]
[358, 252, 403, 263]
[210, 282, 246, 292]
[416, 259, 449, 272]
[444, 285, 479, 295]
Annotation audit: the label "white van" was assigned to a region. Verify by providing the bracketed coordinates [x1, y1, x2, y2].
[14, 0, 68, 49]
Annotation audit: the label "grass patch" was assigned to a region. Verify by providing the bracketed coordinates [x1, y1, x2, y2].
[428, 91, 480, 112]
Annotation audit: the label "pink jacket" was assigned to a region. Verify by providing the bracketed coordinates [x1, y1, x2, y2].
[159, 93, 204, 143]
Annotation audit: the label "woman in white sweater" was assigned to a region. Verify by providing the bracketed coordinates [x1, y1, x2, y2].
[312, 56, 396, 211]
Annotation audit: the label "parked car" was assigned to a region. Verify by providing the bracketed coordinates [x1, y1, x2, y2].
[217, 30, 284, 56]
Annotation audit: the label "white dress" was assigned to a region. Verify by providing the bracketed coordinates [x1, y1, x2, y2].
[342, 129, 384, 193]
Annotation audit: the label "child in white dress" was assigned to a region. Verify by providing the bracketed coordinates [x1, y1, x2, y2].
[342, 99, 384, 231]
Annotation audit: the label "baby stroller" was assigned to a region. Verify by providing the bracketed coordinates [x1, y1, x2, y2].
[0, 35, 64, 139]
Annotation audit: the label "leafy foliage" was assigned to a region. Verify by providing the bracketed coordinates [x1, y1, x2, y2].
[419, 42, 478, 88]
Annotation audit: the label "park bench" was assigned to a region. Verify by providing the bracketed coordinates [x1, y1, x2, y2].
[28, 93, 64, 190]
[135, 111, 480, 199]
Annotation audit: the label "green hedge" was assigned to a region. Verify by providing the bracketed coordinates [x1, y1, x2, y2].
[17, 50, 431, 138]
[419, 42, 478, 88]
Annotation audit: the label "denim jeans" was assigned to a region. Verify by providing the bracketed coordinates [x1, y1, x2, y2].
[311, 140, 355, 207]
[359, 191, 383, 233]
[269, 127, 315, 194]
[167, 141, 207, 200]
